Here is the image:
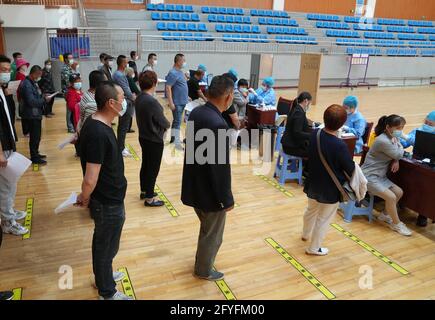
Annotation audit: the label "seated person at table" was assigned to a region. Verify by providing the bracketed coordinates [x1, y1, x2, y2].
[400, 110, 435, 148]
[223, 68, 238, 87]
[281, 92, 312, 158]
[187, 70, 207, 102]
[248, 77, 276, 106]
[197, 64, 208, 84]
[342, 95, 367, 154]
[232, 78, 249, 119]
[361, 115, 412, 237]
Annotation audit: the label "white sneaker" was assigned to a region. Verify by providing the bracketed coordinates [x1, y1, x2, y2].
[390, 222, 412, 236]
[377, 212, 393, 225]
[14, 210, 27, 220]
[122, 148, 132, 158]
[113, 271, 126, 282]
[305, 247, 329, 256]
[99, 290, 133, 300]
[2, 220, 29, 236]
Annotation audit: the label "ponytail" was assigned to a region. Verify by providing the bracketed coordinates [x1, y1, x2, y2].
[374, 114, 406, 137]
[374, 115, 388, 137]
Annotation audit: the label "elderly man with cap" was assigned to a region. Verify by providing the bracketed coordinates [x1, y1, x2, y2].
[342, 95, 367, 154]
[248, 77, 277, 106]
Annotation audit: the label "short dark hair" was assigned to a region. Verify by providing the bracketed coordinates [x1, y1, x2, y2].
[44, 59, 51, 65]
[292, 91, 312, 109]
[207, 75, 234, 99]
[89, 70, 106, 89]
[29, 65, 42, 75]
[237, 79, 249, 87]
[12, 52, 22, 59]
[148, 53, 157, 61]
[194, 70, 204, 78]
[0, 55, 11, 64]
[104, 55, 113, 62]
[69, 73, 81, 84]
[63, 52, 72, 61]
[95, 81, 119, 111]
[139, 71, 158, 91]
[99, 53, 107, 61]
[117, 55, 127, 66]
[374, 114, 406, 137]
[324, 104, 348, 131]
[130, 51, 137, 59]
[174, 53, 184, 64]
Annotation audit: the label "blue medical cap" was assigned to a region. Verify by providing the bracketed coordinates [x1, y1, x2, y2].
[263, 77, 275, 87]
[198, 64, 207, 72]
[343, 95, 358, 109]
[228, 68, 238, 78]
[427, 110, 435, 122]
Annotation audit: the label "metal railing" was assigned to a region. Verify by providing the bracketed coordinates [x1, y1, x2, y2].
[0, 0, 77, 7]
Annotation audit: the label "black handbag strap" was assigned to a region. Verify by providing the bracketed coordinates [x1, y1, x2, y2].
[316, 129, 350, 201]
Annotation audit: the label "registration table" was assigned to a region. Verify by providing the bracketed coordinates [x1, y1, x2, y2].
[389, 158, 435, 220]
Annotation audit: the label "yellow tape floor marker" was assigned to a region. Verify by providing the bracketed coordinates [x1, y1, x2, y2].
[126, 143, 140, 161]
[117, 267, 136, 300]
[32, 164, 39, 172]
[213, 267, 237, 300]
[331, 223, 409, 275]
[22, 198, 34, 240]
[234, 203, 240, 208]
[265, 238, 336, 300]
[154, 185, 179, 217]
[12, 288, 22, 300]
[257, 175, 294, 198]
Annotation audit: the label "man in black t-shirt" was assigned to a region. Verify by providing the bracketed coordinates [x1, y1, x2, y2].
[187, 70, 207, 102]
[76, 81, 131, 300]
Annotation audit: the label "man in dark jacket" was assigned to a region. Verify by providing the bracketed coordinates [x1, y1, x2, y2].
[181, 75, 235, 281]
[39, 59, 56, 117]
[19, 65, 47, 165]
[0, 54, 29, 236]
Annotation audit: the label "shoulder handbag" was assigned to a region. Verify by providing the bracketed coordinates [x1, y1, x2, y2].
[316, 129, 356, 202]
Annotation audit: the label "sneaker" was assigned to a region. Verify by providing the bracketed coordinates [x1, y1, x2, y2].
[193, 270, 225, 281]
[0, 291, 14, 300]
[113, 271, 126, 282]
[2, 220, 29, 236]
[377, 213, 393, 225]
[122, 148, 132, 158]
[305, 247, 329, 256]
[13, 210, 27, 220]
[99, 291, 133, 300]
[390, 222, 412, 236]
[144, 199, 164, 207]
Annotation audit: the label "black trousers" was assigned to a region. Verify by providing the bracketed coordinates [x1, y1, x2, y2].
[139, 138, 164, 198]
[117, 113, 132, 151]
[90, 199, 125, 299]
[28, 119, 42, 161]
[44, 97, 55, 115]
[21, 119, 30, 136]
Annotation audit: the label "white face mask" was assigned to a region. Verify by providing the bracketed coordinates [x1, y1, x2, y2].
[153, 59, 158, 66]
[69, 59, 74, 65]
[182, 62, 187, 69]
[119, 99, 127, 116]
[0, 72, 11, 85]
[45, 65, 52, 71]
[109, 60, 114, 67]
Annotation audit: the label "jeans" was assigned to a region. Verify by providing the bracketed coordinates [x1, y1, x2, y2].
[0, 151, 19, 222]
[139, 138, 164, 198]
[28, 119, 42, 161]
[194, 208, 227, 277]
[117, 112, 132, 151]
[171, 104, 186, 145]
[90, 199, 125, 298]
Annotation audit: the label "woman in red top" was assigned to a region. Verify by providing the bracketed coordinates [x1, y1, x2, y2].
[65, 74, 83, 130]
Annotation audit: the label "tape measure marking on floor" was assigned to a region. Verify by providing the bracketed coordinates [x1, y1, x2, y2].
[331, 223, 409, 275]
[213, 267, 236, 300]
[265, 237, 336, 300]
[126, 143, 140, 161]
[22, 198, 34, 240]
[154, 185, 179, 217]
[12, 288, 22, 300]
[117, 267, 136, 300]
[257, 175, 294, 198]
[32, 164, 39, 172]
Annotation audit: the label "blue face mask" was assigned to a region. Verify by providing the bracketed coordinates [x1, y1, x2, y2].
[119, 99, 127, 117]
[422, 124, 435, 134]
[73, 82, 82, 90]
[392, 130, 403, 138]
[0, 72, 11, 85]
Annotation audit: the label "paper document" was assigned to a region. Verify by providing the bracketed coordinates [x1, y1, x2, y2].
[58, 134, 77, 150]
[46, 91, 59, 100]
[0, 152, 32, 183]
[7, 80, 21, 96]
[158, 78, 167, 83]
[54, 192, 78, 214]
[341, 132, 356, 138]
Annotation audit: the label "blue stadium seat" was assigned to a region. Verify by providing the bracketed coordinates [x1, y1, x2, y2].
[430, 35, 435, 41]
[274, 19, 283, 26]
[216, 24, 224, 32]
[252, 25, 261, 33]
[223, 34, 232, 42]
[280, 12, 289, 18]
[417, 28, 435, 34]
[219, 7, 227, 14]
[249, 34, 259, 43]
[227, 8, 235, 15]
[258, 10, 266, 16]
[226, 16, 235, 23]
[191, 13, 200, 22]
[194, 33, 205, 41]
[259, 35, 269, 43]
[273, 11, 281, 17]
[232, 34, 241, 42]
[236, 8, 244, 15]
[161, 12, 170, 21]
[267, 18, 274, 25]
[162, 32, 172, 41]
[185, 5, 194, 13]
[208, 15, 217, 22]
[151, 12, 160, 20]
[234, 24, 243, 33]
[175, 5, 184, 12]
[201, 7, 210, 14]
[217, 15, 226, 23]
[198, 23, 207, 32]
[167, 23, 176, 31]
[386, 48, 417, 56]
[187, 23, 198, 32]
[210, 7, 219, 14]
[242, 25, 251, 33]
[156, 3, 165, 11]
[171, 13, 181, 21]
[267, 26, 276, 34]
[251, 9, 258, 16]
[157, 22, 167, 31]
[408, 41, 435, 48]
[177, 23, 187, 31]
[421, 49, 435, 56]
[243, 16, 251, 24]
[172, 32, 182, 41]
[147, 3, 156, 11]
[409, 20, 433, 27]
[259, 17, 267, 25]
[181, 13, 191, 21]
[397, 33, 427, 40]
[183, 33, 194, 41]
[346, 47, 381, 55]
[225, 24, 234, 32]
[235, 16, 243, 24]
[165, 4, 175, 11]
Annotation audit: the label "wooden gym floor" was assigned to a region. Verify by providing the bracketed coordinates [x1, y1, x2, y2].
[0, 86, 434, 300]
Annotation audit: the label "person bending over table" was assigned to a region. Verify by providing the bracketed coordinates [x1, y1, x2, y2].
[342, 95, 367, 154]
[248, 77, 276, 106]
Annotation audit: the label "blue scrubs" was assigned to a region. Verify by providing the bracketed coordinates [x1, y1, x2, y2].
[249, 87, 276, 106]
[344, 110, 367, 154]
[400, 125, 435, 148]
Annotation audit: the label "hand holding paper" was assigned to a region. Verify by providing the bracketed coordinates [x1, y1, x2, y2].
[54, 192, 78, 214]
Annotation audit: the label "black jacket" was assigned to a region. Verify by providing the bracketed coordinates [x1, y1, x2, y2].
[128, 60, 138, 82]
[39, 69, 55, 94]
[19, 77, 45, 120]
[0, 89, 17, 152]
[101, 65, 113, 82]
[281, 104, 311, 152]
[181, 102, 234, 212]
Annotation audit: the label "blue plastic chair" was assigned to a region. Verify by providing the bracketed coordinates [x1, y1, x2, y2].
[202, 7, 210, 14]
[183, 33, 194, 41]
[175, 5, 184, 12]
[156, 3, 164, 11]
[185, 5, 194, 13]
[147, 3, 156, 11]
[232, 34, 241, 42]
[216, 24, 224, 32]
[275, 126, 285, 152]
[235, 16, 243, 24]
[210, 7, 219, 14]
[226, 16, 235, 23]
[225, 24, 234, 32]
[223, 34, 232, 42]
[157, 22, 167, 31]
[339, 194, 374, 223]
[167, 23, 177, 31]
[181, 13, 191, 22]
[234, 24, 243, 33]
[194, 33, 205, 41]
[242, 25, 251, 33]
[274, 149, 303, 186]
[208, 15, 217, 23]
[151, 12, 160, 21]
[171, 13, 181, 21]
[191, 13, 200, 22]
[217, 15, 226, 23]
[250, 34, 259, 43]
[219, 7, 227, 14]
[251, 9, 258, 16]
[178, 23, 187, 31]
[198, 24, 207, 32]
[161, 12, 170, 21]
[166, 4, 175, 12]
[162, 32, 172, 40]
[227, 8, 235, 15]
[236, 8, 244, 15]
[188, 23, 198, 32]
[243, 16, 251, 24]
[172, 32, 182, 41]
[252, 25, 261, 33]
